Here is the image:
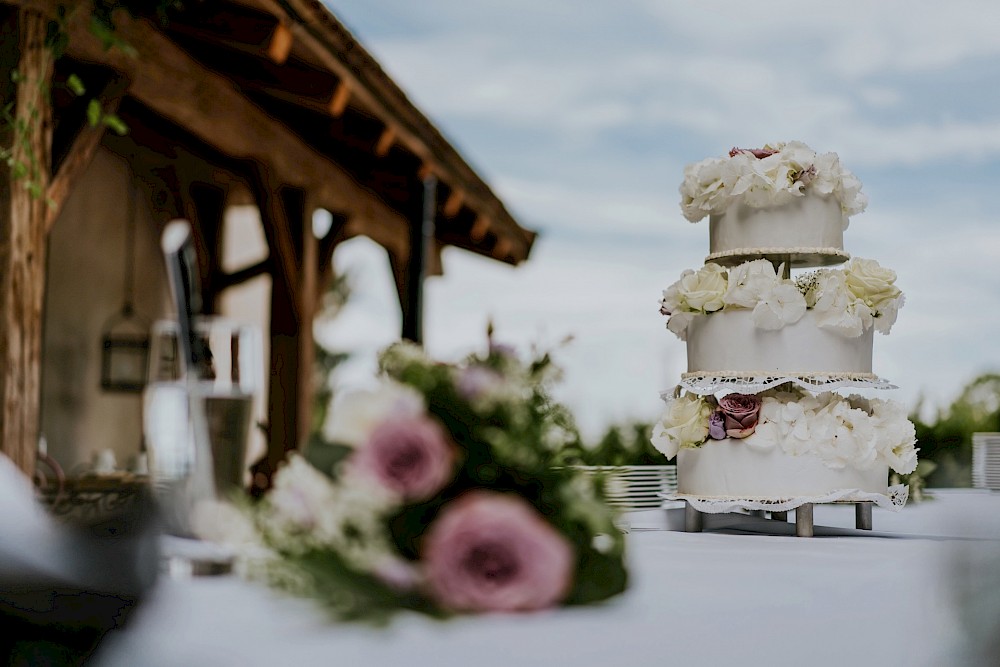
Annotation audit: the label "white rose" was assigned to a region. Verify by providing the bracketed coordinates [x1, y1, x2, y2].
[844, 258, 901, 311]
[650, 394, 712, 459]
[665, 264, 728, 314]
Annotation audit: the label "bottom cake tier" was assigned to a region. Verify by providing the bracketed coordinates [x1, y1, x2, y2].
[651, 384, 919, 505]
[677, 441, 887, 498]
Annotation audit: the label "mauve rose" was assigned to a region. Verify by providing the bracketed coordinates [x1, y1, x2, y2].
[353, 415, 455, 502]
[422, 491, 574, 612]
[708, 411, 727, 440]
[718, 394, 762, 439]
[729, 147, 778, 159]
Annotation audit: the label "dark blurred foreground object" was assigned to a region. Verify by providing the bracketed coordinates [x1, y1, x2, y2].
[0, 484, 160, 666]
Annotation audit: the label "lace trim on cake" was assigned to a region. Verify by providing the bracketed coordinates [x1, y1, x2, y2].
[705, 246, 850, 263]
[661, 484, 908, 514]
[673, 372, 897, 396]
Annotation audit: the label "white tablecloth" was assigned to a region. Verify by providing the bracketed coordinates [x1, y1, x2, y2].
[94, 490, 1000, 667]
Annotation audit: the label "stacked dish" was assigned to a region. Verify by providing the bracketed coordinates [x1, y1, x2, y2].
[972, 433, 1000, 490]
[575, 465, 678, 510]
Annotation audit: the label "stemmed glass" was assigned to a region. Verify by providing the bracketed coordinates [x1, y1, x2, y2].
[142, 317, 262, 572]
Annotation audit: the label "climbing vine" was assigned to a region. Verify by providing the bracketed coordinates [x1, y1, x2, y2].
[2, 1, 189, 202]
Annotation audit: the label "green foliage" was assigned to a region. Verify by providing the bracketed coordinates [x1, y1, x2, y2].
[555, 421, 668, 467]
[910, 373, 1000, 488]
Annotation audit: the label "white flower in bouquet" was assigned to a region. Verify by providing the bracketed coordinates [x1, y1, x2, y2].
[323, 381, 425, 447]
[751, 281, 807, 330]
[650, 393, 712, 459]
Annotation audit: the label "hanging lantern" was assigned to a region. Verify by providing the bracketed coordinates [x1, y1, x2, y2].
[100, 177, 149, 393]
[100, 304, 149, 392]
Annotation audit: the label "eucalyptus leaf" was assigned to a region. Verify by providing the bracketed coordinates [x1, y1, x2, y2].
[86, 99, 101, 127]
[67, 74, 87, 96]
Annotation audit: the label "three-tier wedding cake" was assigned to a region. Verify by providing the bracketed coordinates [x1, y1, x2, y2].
[652, 142, 917, 515]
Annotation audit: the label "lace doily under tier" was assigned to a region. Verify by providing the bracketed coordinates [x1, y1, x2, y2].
[705, 246, 849, 268]
[661, 484, 908, 514]
[673, 372, 898, 396]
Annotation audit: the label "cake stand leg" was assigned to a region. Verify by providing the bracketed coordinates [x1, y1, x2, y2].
[685, 502, 703, 532]
[795, 503, 814, 537]
[855, 502, 873, 530]
[771, 511, 788, 522]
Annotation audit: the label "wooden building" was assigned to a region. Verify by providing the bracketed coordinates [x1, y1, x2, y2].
[0, 0, 536, 492]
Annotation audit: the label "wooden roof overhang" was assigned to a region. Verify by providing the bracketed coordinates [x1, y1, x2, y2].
[0, 0, 537, 487]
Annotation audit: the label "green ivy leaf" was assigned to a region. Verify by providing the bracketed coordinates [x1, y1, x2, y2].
[67, 74, 86, 96]
[87, 99, 102, 127]
[102, 113, 129, 136]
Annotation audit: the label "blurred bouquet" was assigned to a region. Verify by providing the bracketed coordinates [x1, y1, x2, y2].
[554, 422, 666, 467]
[198, 338, 628, 622]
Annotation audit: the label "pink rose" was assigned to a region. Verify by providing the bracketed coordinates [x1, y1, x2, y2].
[717, 393, 762, 439]
[353, 415, 456, 502]
[729, 146, 778, 159]
[422, 491, 574, 612]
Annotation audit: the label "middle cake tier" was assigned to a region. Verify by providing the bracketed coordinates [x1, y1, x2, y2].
[687, 308, 872, 375]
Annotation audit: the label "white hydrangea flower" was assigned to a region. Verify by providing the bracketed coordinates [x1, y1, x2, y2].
[751, 282, 807, 330]
[680, 157, 731, 222]
[811, 270, 872, 338]
[723, 259, 781, 309]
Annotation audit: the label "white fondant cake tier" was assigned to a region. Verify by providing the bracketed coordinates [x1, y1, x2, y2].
[686, 309, 873, 375]
[707, 192, 848, 267]
[677, 440, 888, 499]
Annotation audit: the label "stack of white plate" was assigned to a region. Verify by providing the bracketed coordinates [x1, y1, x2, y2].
[575, 465, 678, 510]
[972, 433, 1000, 490]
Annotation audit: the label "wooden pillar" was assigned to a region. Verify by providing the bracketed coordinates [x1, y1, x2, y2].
[248, 164, 316, 494]
[0, 9, 53, 477]
[400, 174, 436, 343]
[188, 181, 227, 313]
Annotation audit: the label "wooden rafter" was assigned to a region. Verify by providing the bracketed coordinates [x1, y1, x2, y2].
[55, 4, 409, 238]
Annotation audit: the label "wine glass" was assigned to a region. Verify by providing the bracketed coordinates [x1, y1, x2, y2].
[142, 316, 262, 568]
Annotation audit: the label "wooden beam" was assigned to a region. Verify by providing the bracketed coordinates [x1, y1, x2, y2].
[374, 125, 395, 158]
[248, 162, 301, 303]
[0, 7, 52, 477]
[45, 74, 128, 234]
[266, 21, 293, 64]
[328, 80, 350, 117]
[443, 188, 464, 217]
[256, 0, 534, 257]
[470, 214, 491, 242]
[59, 6, 409, 239]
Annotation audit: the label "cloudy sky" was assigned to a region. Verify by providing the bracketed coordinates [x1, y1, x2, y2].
[319, 0, 1000, 439]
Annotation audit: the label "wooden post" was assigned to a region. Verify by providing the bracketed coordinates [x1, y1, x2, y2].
[400, 174, 436, 343]
[248, 165, 315, 494]
[0, 8, 53, 477]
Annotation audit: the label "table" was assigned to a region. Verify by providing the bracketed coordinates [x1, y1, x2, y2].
[93, 490, 1000, 667]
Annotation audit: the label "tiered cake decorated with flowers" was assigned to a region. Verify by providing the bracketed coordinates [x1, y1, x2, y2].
[652, 142, 917, 518]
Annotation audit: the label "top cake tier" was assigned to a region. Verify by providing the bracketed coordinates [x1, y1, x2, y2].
[680, 142, 867, 268]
